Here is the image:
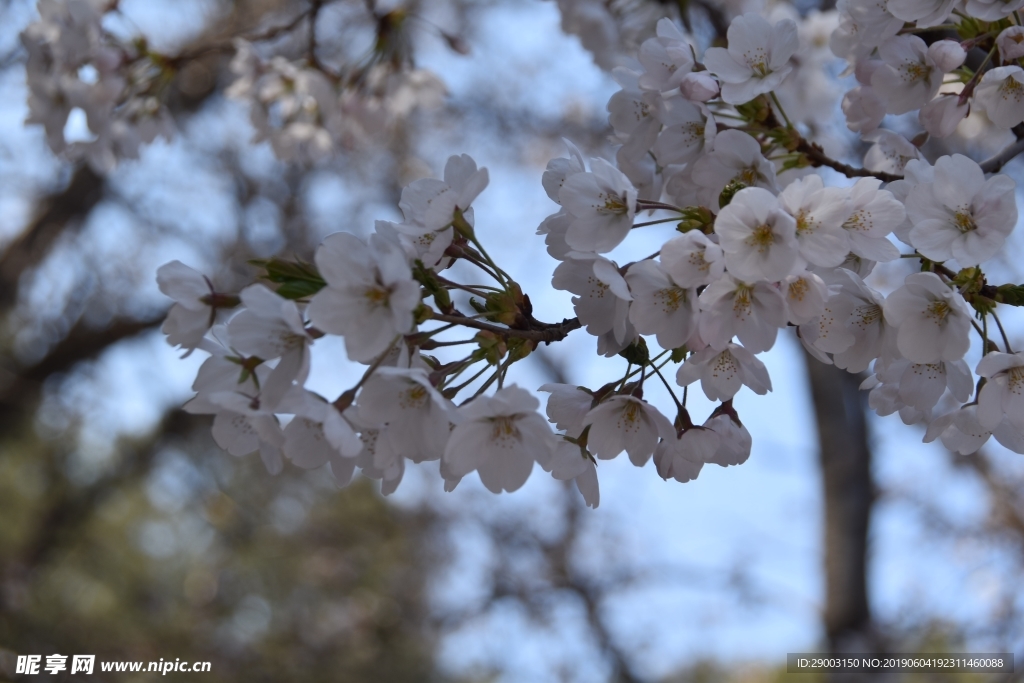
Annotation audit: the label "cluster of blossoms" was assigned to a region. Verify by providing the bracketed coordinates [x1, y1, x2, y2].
[831, 0, 1024, 142]
[158, 5, 1024, 505]
[21, 0, 175, 171]
[225, 14, 446, 164]
[21, 0, 449, 168]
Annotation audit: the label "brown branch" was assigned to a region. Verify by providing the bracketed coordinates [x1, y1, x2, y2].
[0, 166, 105, 313]
[0, 314, 165, 429]
[430, 314, 581, 344]
[796, 139, 902, 184]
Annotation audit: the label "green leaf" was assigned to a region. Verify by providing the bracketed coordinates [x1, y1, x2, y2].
[996, 284, 1024, 307]
[250, 258, 326, 299]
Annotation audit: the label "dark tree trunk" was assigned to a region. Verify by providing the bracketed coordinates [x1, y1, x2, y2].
[804, 352, 878, 672]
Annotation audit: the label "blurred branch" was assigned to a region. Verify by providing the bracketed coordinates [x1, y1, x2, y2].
[0, 166, 105, 313]
[0, 314, 165, 430]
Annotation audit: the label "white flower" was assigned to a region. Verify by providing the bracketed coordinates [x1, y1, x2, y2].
[703, 413, 752, 466]
[715, 187, 799, 282]
[443, 385, 556, 494]
[842, 86, 886, 134]
[923, 405, 1024, 455]
[974, 66, 1024, 129]
[653, 98, 715, 166]
[976, 352, 1024, 430]
[206, 386, 287, 475]
[675, 343, 772, 401]
[783, 270, 830, 325]
[886, 157, 934, 245]
[637, 18, 694, 92]
[539, 383, 594, 438]
[347, 417, 405, 495]
[157, 260, 221, 354]
[377, 219, 454, 271]
[398, 154, 489, 231]
[965, 0, 1024, 21]
[654, 428, 718, 483]
[863, 130, 921, 176]
[659, 231, 725, 288]
[559, 158, 638, 253]
[307, 232, 421, 363]
[357, 367, 454, 462]
[608, 69, 663, 163]
[624, 260, 699, 350]
[997, 27, 1024, 62]
[924, 406, 990, 454]
[692, 130, 779, 206]
[542, 139, 586, 205]
[546, 440, 600, 508]
[699, 275, 787, 353]
[552, 253, 633, 346]
[874, 357, 973, 412]
[702, 13, 800, 105]
[806, 268, 897, 372]
[871, 36, 944, 115]
[537, 210, 574, 261]
[227, 284, 311, 407]
[830, 0, 902, 57]
[939, 406, 1024, 454]
[887, 0, 958, 27]
[883, 272, 973, 363]
[679, 72, 720, 102]
[928, 40, 967, 72]
[840, 178, 904, 262]
[582, 395, 674, 465]
[906, 154, 1017, 267]
[280, 390, 362, 471]
[777, 175, 851, 268]
[919, 95, 969, 139]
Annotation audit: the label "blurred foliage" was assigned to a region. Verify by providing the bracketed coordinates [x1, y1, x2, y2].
[0, 412, 451, 682]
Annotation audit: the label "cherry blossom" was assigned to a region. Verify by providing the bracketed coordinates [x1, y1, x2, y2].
[715, 187, 799, 282]
[675, 343, 772, 401]
[976, 352, 1024, 430]
[659, 231, 725, 288]
[624, 260, 699, 350]
[974, 66, 1024, 129]
[582, 395, 674, 466]
[703, 13, 800, 105]
[884, 272, 973, 363]
[443, 386, 556, 494]
[906, 154, 1017, 266]
[307, 231, 421, 363]
[559, 158, 638, 253]
[698, 275, 787, 353]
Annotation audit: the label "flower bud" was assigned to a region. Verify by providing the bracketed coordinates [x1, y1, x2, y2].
[927, 40, 966, 72]
[919, 94, 968, 138]
[679, 72, 719, 102]
[997, 26, 1024, 63]
[853, 58, 884, 85]
[842, 85, 886, 133]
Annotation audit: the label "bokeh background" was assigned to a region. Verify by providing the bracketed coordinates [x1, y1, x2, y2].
[1, 0, 1023, 681]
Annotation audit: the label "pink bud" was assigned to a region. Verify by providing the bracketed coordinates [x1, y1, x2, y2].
[679, 72, 719, 102]
[853, 58, 884, 86]
[927, 40, 966, 72]
[997, 27, 1024, 63]
[842, 86, 886, 134]
[919, 95, 968, 138]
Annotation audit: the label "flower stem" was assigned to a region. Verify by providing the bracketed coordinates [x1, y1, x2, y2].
[769, 91, 792, 129]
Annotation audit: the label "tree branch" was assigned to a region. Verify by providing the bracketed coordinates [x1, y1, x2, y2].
[429, 314, 581, 343]
[979, 137, 1024, 174]
[796, 139, 902, 183]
